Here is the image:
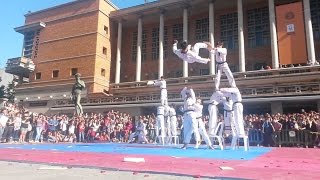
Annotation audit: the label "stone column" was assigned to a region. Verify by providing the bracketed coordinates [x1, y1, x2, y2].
[115, 21, 122, 84]
[183, 8, 188, 77]
[159, 11, 164, 78]
[268, 0, 279, 69]
[209, 0, 215, 75]
[136, 17, 142, 82]
[303, 0, 316, 65]
[238, 0, 246, 72]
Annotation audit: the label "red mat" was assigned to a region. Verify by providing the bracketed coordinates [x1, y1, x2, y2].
[0, 148, 319, 179]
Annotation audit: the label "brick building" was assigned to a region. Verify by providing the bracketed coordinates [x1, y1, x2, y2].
[5, 0, 320, 115]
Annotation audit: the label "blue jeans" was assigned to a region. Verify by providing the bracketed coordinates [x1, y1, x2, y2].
[0, 127, 5, 141]
[35, 127, 42, 142]
[79, 132, 85, 142]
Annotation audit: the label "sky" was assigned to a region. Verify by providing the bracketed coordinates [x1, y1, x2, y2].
[0, 0, 157, 69]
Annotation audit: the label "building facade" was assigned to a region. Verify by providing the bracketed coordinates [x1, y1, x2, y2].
[6, 0, 320, 115]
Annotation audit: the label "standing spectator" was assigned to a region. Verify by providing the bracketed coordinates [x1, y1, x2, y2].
[19, 117, 29, 143]
[13, 113, 22, 143]
[0, 109, 9, 142]
[78, 121, 85, 142]
[262, 117, 275, 147]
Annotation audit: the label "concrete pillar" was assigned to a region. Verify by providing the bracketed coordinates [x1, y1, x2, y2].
[136, 17, 142, 82]
[183, 8, 188, 77]
[271, 101, 283, 115]
[238, 0, 246, 72]
[209, 0, 215, 75]
[268, 0, 279, 69]
[159, 11, 164, 78]
[115, 21, 122, 84]
[303, 0, 316, 65]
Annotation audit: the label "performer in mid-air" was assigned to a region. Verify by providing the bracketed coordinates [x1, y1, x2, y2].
[172, 40, 211, 64]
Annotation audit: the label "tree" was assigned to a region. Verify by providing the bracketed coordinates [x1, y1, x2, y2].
[0, 85, 5, 98]
[5, 81, 16, 103]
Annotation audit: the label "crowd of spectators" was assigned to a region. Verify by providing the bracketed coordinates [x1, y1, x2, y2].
[0, 100, 319, 147]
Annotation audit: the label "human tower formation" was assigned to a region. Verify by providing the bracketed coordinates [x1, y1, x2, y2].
[150, 40, 246, 150]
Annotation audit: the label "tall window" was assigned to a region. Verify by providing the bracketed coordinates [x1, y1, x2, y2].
[142, 30, 147, 62]
[172, 24, 183, 43]
[247, 7, 270, 48]
[52, 70, 59, 78]
[311, 0, 320, 40]
[35, 72, 41, 80]
[23, 31, 35, 58]
[152, 27, 168, 61]
[132, 31, 147, 62]
[131, 32, 137, 62]
[152, 28, 159, 61]
[195, 17, 209, 41]
[220, 13, 238, 49]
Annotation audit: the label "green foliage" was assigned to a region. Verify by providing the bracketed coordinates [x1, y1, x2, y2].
[0, 85, 5, 98]
[5, 81, 16, 103]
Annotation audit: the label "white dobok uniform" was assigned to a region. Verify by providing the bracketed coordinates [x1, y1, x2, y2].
[154, 79, 168, 106]
[181, 87, 200, 144]
[194, 103, 212, 147]
[173, 42, 210, 64]
[211, 48, 236, 90]
[220, 88, 245, 136]
[208, 91, 223, 135]
[169, 107, 177, 137]
[156, 106, 166, 137]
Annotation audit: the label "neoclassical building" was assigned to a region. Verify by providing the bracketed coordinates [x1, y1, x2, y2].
[5, 0, 320, 115]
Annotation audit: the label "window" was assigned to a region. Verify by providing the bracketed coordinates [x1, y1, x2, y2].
[311, 0, 320, 40]
[172, 24, 183, 42]
[35, 72, 41, 80]
[142, 30, 147, 62]
[104, 26, 108, 34]
[101, 68, 106, 77]
[152, 28, 159, 61]
[229, 65, 239, 72]
[220, 13, 238, 49]
[152, 27, 169, 60]
[195, 18, 209, 41]
[247, 7, 270, 48]
[132, 31, 147, 62]
[71, 68, 78, 76]
[103, 47, 107, 55]
[23, 31, 35, 58]
[200, 69, 209, 75]
[52, 70, 59, 78]
[131, 32, 137, 62]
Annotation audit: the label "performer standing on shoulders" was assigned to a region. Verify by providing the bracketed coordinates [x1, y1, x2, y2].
[180, 87, 200, 149]
[206, 41, 236, 91]
[173, 40, 211, 64]
[153, 76, 168, 106]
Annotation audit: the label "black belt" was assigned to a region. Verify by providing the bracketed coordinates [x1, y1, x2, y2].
[216, 61, 226, 65]
[209, 101, 218, 105]
[157, 114, 164, 116]
[161, 88, 166, 90]
[233, 101, 242, 106]
[224, 109, 233, 112]
[170, 115, 176, 117]
[196, 117, 202, 119]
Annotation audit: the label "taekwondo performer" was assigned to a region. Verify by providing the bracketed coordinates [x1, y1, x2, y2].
[155, 105, 166, 144]
[222, 96, 235, 137]
[208, 90, 224, 135]
[167, 104, 177, 144]
[172, 40, 211, 64]
[129, 118, 148, 143]
[220, 88, 245, 136]
[180, 87, 201, 149]
[206, 41, 236, 90]
[153, 76, 168, 106]
[194, 98, 215, 149]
